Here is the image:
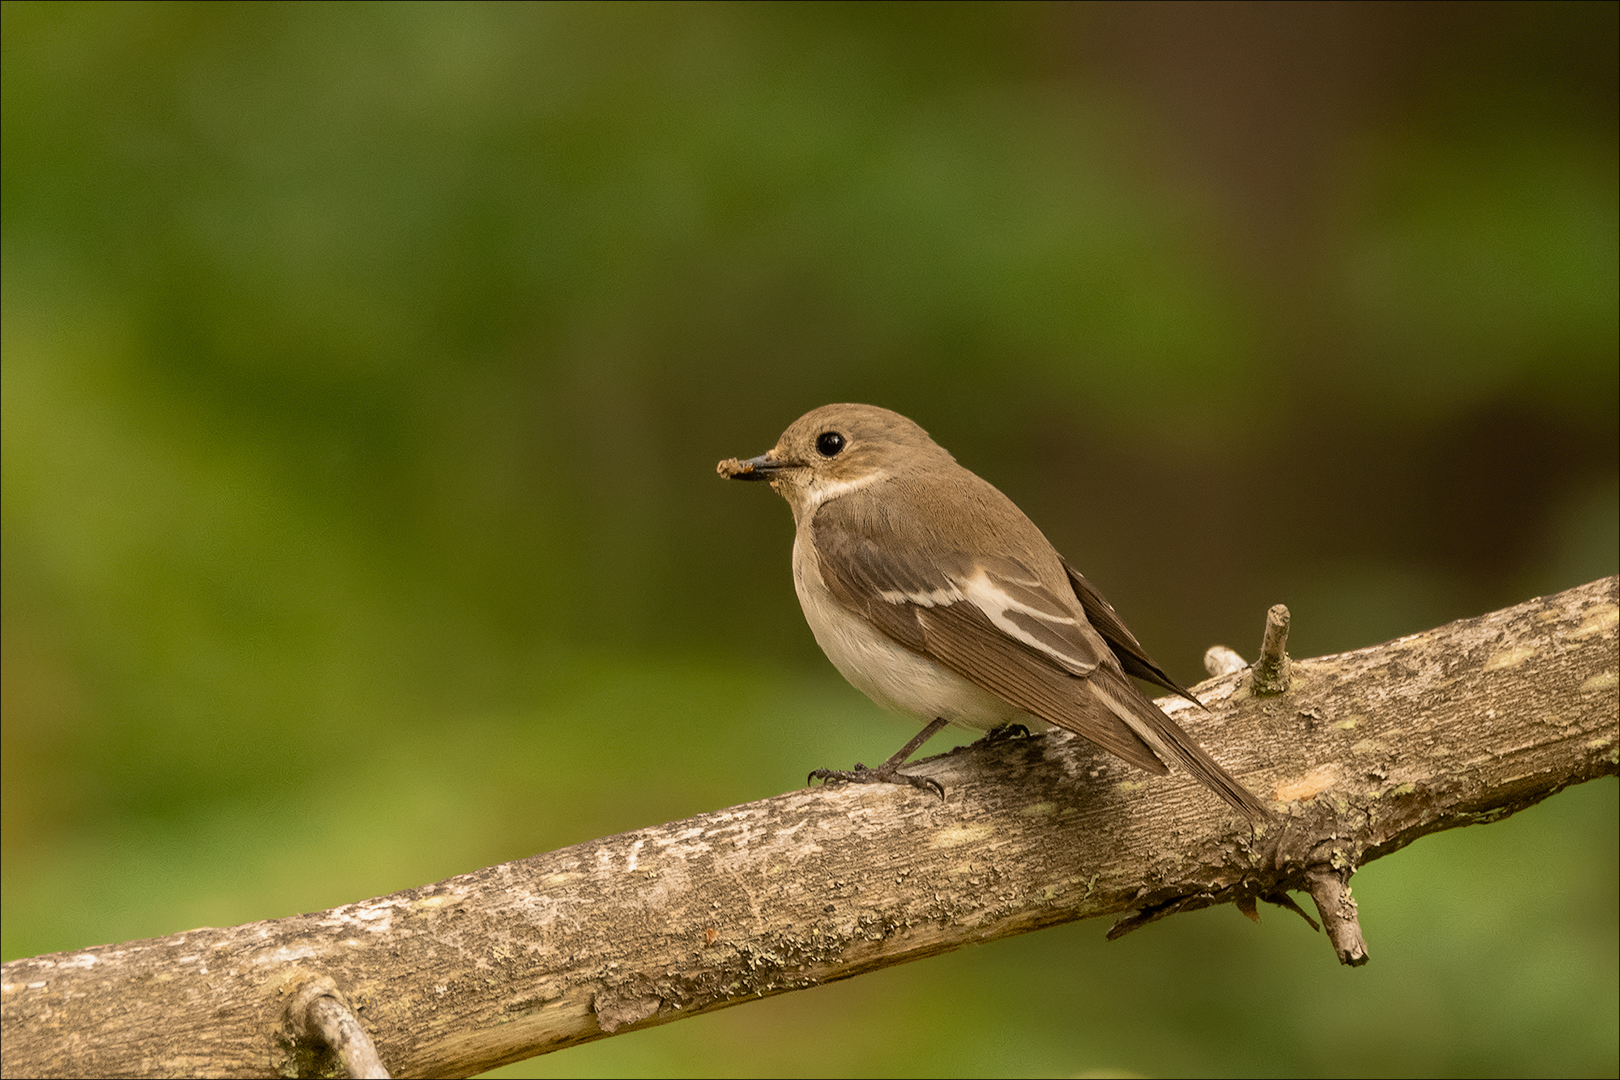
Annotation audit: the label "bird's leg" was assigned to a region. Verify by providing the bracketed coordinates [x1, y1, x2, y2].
[809, 717, 950, 799]
[872, 717, 951, 773]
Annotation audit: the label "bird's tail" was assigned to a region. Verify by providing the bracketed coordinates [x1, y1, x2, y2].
[1087, 668, 1275, 823]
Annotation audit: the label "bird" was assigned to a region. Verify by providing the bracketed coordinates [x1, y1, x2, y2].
[717, 403, 1273, 823]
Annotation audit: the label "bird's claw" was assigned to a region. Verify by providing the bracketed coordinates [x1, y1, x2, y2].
[808, 764, 945, 800]
[974, 722, 1032, 746]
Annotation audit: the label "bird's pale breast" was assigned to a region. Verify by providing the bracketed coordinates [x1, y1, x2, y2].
[791, 531, 1036, 731]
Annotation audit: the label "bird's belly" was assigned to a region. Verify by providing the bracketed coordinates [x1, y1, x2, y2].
[792, 538, 1037, 731]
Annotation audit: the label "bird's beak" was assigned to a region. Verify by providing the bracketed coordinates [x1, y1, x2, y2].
[716, 452, 785, 481]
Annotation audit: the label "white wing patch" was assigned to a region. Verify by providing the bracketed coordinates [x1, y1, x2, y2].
[956, 569, 1095, 674]
[878, 584, 963, 607]
[877, 562, 1097, 677]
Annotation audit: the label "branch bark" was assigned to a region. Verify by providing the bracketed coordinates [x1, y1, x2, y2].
[3, 577, 1616, 1079]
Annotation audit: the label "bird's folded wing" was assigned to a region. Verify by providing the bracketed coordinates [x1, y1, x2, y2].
[813, 514, 1168, 773]
[1061, 557, 1202, 705]
[914, 601, 1170, 773]
[920, 597, 1272, 818]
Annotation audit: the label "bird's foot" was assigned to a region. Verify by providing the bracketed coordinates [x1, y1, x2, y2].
[808, 762, 945, 800]
[808, 717, 950, 800]
[973, 722, 1031, 747]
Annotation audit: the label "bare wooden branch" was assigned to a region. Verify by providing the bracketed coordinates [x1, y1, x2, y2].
[3, 577, 1616, 1079]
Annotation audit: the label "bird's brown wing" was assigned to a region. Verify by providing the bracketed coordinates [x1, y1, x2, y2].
[811, 509, 1167, 773]
[1061, 557, 1203, 706]
[814, 505, 1273, 820]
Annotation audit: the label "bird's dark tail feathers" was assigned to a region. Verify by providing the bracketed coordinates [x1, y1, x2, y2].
[1086, 667, 1274, 823]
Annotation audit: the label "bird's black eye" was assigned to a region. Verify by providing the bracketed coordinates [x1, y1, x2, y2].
[816, 431, 846, 457]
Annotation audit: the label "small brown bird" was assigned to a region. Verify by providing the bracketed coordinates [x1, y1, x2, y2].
[719, 403, 1272, 822]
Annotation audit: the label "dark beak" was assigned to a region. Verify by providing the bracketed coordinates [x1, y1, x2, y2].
[716, 452, 784, 481]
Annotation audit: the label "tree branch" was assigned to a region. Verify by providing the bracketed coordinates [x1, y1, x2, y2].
[3, 577, 1616, 1079]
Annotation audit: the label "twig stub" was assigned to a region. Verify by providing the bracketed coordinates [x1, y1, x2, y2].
[285, 974, 390, 1079]
[1252, 604, 1292, 695]
[1305, 868, 1370, 967]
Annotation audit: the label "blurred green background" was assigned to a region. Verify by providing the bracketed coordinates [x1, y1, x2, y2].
[3, 2, 1616, 1076]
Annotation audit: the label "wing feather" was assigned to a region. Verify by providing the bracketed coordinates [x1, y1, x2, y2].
[812, 502, 1272, 821]
[913, 601, 1169, 773]
[1062, 558, 1202, 706]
